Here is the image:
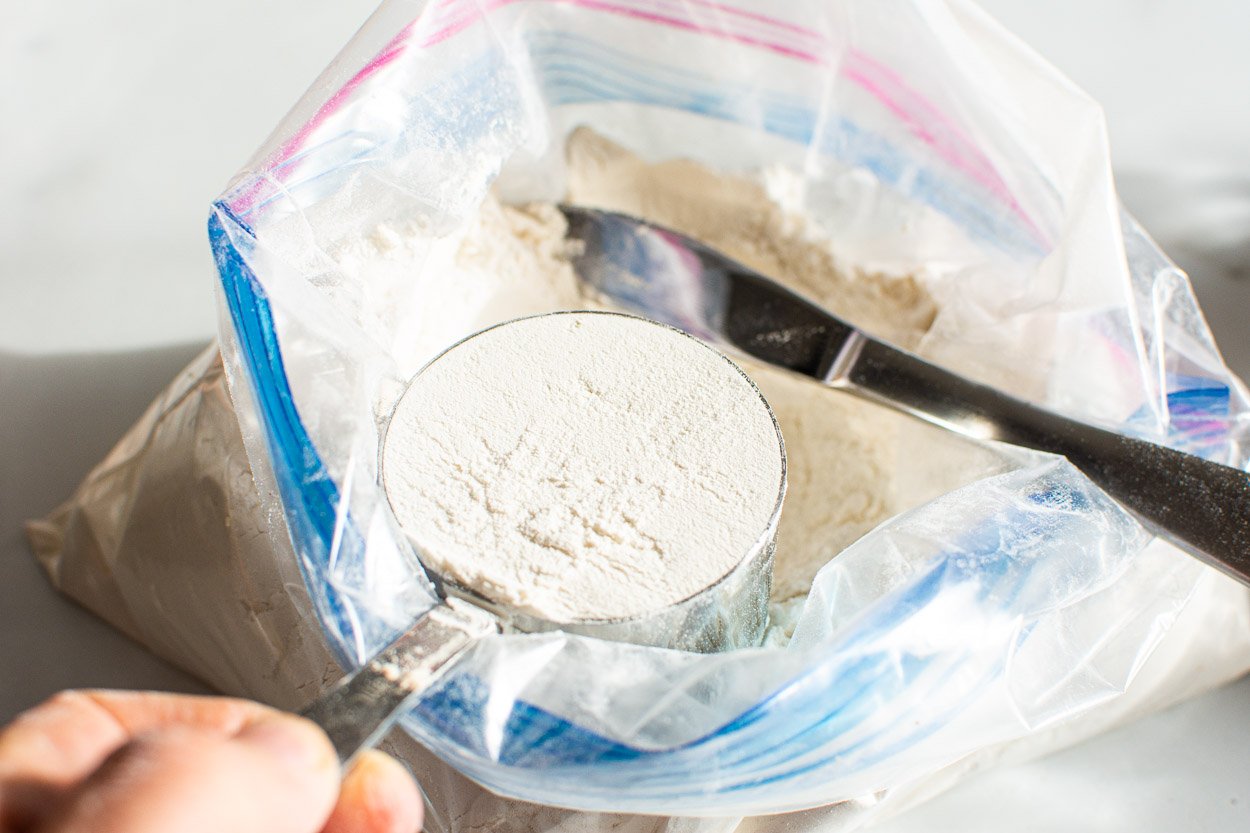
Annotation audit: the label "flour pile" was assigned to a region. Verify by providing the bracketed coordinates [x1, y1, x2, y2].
[342, 129, 939, 636]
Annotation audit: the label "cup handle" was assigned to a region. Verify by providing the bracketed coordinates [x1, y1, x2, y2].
[300, 598, 500, 766]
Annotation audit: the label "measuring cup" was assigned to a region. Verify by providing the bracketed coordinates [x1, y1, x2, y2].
[300, 311, 787, 765]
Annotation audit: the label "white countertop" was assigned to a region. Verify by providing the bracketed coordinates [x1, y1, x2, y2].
[3, 1, 1248, 829]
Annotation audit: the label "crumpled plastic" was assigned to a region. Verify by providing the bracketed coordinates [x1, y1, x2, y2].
[29, 0, 1250, 829]
[29, 347, 1250, 830]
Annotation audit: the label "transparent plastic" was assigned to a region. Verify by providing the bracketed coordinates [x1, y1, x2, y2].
[207, 0, 1250, 822]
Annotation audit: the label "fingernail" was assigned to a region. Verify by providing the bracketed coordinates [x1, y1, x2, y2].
[237, 714, 335, 770]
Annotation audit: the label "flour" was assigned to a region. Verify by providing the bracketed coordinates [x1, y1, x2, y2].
[346, 128, 937, 633]
[381, 312, 784, 623]
[334, 198, 584, 378]
[561, 129, 937, 614]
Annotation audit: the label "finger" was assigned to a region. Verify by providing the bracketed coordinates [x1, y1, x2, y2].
[0, 691, 129, 827]
[0, 690, 269, 787]
[0, 690, 274, 828]
[322, 750, 423, 833]
[41, 712, 339, 833]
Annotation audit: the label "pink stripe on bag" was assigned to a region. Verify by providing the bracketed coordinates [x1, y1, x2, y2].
[843, 48, 1041, 240]
[415, 0, 1037, 236]
[231, 24, 416, 213]
[418, 0, 823, 63]
[236, 0, 1043, 246]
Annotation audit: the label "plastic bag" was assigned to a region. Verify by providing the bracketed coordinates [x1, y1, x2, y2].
[29, 347, 1250, 832]
[207, 0, 1250, 818]
[26, 348, 342, 705]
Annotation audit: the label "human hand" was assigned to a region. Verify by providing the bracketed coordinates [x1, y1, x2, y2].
[0, 690, 422, 833]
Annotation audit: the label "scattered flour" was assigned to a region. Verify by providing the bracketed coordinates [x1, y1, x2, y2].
[381, 312, 785, 623]
[334, 199, 585, 378]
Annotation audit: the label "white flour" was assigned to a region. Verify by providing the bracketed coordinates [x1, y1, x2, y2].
[563, 130, 936, 617]
[381, 312, 784, 622]
[347, 129, 937, 635]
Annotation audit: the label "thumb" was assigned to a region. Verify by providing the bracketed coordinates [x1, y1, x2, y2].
[43, 712, 340, 833]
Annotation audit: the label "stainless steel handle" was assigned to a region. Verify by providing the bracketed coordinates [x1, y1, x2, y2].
[835, 334, 1250, 585]
[300, 599, 500, 766]
[558, 204, 1250, 587]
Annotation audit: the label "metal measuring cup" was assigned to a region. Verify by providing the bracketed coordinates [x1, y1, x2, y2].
[300, 311, 787, 765]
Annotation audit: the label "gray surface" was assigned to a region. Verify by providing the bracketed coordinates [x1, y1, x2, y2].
[2, 0, 1249, 830]
[0, 346, 215, 714]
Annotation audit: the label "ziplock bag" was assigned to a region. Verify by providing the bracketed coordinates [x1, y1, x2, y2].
[207, 0, 1250, 818]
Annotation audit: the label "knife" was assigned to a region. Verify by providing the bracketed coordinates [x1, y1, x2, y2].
[559, 204, 1250, 587]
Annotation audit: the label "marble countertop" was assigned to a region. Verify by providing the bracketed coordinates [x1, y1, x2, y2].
[3, 1, 1248, 829]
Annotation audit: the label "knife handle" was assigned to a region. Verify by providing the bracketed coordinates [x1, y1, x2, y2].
[832, 332, 1250, 586]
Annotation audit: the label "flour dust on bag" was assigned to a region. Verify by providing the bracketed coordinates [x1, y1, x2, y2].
[208, 0, 1250, 819]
